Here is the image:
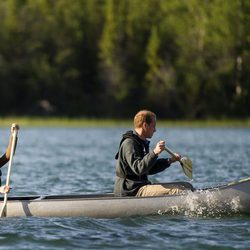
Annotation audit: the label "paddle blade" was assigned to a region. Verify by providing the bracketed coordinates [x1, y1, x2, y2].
[180, 157, 193, 179]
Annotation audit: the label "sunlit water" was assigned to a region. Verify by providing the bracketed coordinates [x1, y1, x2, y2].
[0, 127, 250, 249]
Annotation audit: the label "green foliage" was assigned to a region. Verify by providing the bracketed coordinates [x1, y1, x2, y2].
[0, 0, 249, 118]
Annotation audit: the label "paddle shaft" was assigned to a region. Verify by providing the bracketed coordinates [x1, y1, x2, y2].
[164, 146, 193, 179]
[164, 146, 179, 160]
[0, 128, 18, 217]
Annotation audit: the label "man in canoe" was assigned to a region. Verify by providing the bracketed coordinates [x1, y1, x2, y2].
[0, 123, 19, 194]
[114, 110, 184, 197]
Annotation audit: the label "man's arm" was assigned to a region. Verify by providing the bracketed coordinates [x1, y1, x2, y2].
[0, 124, 19, 168]
[123, 140, 158, 176]
[0, 153, 9, 168]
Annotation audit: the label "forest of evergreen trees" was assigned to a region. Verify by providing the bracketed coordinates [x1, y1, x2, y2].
[0, 0, 249, 119]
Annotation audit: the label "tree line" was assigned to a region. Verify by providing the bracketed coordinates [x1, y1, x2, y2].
[0, 0, 249, 119]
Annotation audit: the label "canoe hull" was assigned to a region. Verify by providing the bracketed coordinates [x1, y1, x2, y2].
[1, 178, 250, 218]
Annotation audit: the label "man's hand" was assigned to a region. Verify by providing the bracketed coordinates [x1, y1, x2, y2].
[11, 123, 20, 133]
[0, 185, 10, 194]
[170, 153, 181, 163]
[153, 140, 166, 156]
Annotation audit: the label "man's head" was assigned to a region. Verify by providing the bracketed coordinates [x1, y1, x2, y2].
[134, 110, 156, 139]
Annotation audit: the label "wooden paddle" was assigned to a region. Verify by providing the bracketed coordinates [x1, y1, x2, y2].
[164, 146, 193, 180]
[0, 125, 18, 218]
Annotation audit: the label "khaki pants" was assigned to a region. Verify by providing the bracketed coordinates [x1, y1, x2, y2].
[136, 184, 185, 197]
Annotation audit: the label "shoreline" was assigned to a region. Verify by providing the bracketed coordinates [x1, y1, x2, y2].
[1, 117, 250, 128]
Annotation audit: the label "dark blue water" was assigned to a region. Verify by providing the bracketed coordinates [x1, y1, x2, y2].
[0, 127, 250, 249]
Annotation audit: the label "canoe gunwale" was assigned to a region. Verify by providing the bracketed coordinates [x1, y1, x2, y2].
[1, 177, 250, 203]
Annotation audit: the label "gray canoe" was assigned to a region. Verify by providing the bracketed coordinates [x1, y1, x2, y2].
[1, 178, 250, 218]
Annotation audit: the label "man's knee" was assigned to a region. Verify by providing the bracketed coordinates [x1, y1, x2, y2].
[136, 184, 184, 197]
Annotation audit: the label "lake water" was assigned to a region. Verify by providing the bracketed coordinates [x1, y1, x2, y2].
[0, 127, 250, 249]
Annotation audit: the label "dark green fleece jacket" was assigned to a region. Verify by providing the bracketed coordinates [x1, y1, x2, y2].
[114, 131, 172, 196]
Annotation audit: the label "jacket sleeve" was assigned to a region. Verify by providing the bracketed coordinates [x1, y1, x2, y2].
[122, 140, 158, 176]
[0, 154, 8, 168]
[148, 158, 171, 175]
[0, 135, 18, 168]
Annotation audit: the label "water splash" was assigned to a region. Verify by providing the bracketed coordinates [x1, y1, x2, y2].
[157, 190, 242, 218]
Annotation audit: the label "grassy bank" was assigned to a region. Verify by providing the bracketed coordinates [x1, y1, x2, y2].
[1, 117, 250, 128]
[0, 117, 130, 128]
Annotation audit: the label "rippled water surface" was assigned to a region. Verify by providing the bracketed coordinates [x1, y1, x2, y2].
[0, 127, 250, 249]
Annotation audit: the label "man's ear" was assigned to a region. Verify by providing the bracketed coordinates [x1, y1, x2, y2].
[142, 122, 148, 130]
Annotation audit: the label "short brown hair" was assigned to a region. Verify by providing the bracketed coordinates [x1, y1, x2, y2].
[134, 110, 156, 128]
